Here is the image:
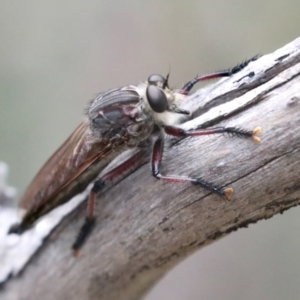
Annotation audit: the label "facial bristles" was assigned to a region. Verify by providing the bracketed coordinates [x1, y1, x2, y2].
[252, 126, 262, 143]
[167, 106, 190, 115]
[223, 187, 234, 200]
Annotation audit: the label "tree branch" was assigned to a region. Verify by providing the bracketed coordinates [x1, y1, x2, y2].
[1, 37, 300, 300]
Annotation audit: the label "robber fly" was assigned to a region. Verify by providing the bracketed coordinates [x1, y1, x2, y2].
[10, 57, 261, 255]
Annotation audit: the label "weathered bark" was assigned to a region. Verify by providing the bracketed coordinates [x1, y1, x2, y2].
[1, 37, 300, 300]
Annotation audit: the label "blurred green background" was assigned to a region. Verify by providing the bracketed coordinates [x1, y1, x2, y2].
[1, 1, 300, 299]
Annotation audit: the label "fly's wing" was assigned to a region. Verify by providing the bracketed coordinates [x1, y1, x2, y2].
[19, 86, 141, 220]
[19, 122, 111, 216]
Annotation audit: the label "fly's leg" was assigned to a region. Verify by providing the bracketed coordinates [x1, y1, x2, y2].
[151, 137, 233, 199]
[151, 126, 261, 199]
[178, 55, 258, 95]
[72, 148, 149, 256]
[72, 181, 101, 256]
[164, 125, 261, 143]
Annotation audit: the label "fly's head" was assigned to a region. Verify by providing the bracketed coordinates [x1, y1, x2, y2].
[138, 74, 191, 128]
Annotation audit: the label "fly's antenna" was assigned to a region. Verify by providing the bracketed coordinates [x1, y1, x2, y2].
[163, 65, 171, 89]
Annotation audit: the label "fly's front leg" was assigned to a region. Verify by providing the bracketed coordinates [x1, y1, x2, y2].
[72, 148, 148, 256]
[178, 55, 258, 95]
[164, 125, 261, 143]
[151, 136, 233, 200]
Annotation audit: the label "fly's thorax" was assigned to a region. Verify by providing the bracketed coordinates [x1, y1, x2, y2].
[87, 85, 155, 148]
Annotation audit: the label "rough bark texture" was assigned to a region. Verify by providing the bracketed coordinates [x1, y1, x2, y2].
[2, 37, 300, 300]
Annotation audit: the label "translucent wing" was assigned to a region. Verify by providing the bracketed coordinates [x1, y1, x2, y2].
[19, 122, 111, 216]
[19, 86, 141, 223]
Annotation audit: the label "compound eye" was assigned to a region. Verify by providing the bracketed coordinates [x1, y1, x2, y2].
[146, 85, 168, 113]
[148, 74, 166, 85]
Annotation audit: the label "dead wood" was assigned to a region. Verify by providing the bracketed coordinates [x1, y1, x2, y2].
[1, 37, 300, 300]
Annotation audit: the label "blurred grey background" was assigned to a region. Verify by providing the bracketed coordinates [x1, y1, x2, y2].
[1, 1, 300, 299]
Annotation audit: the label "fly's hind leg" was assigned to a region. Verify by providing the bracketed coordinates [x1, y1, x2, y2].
[72, 147, 149, 256]
[72, 181, 101, 256]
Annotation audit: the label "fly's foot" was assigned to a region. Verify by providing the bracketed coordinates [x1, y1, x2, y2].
[223, 187, 234, 200]
[252, 127, 262, 143]
[72, 216, 96, 257]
